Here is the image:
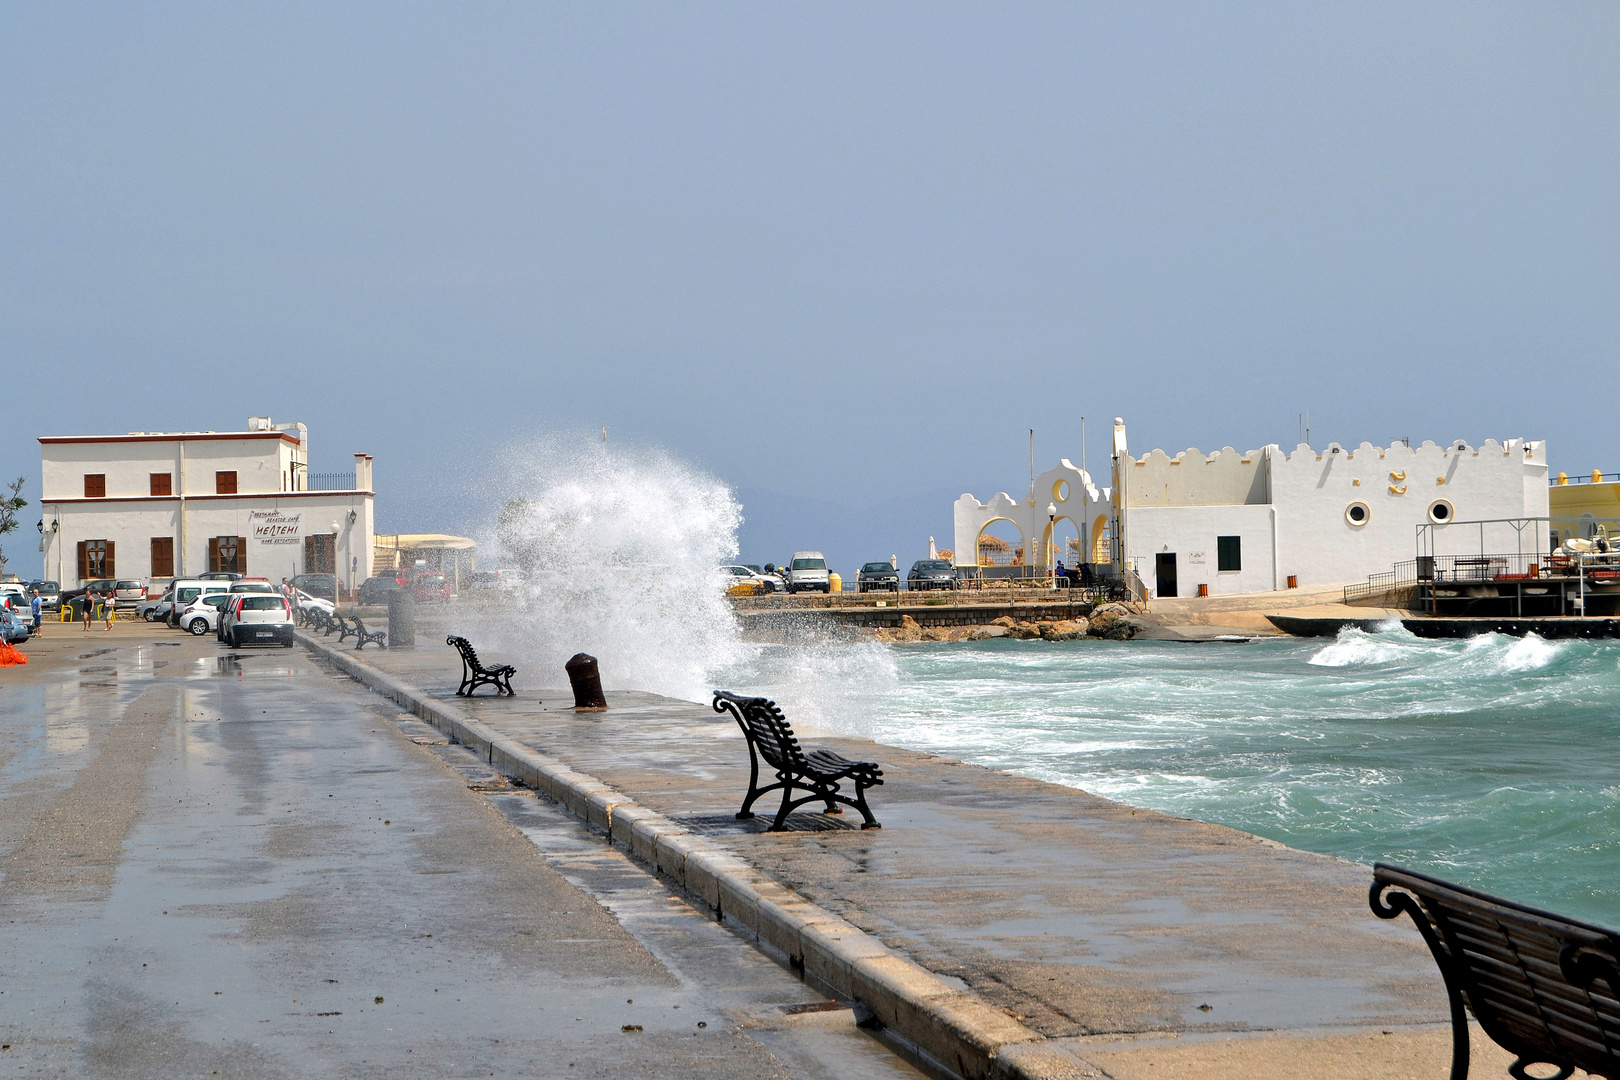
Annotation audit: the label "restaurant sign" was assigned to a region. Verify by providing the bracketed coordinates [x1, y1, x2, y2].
[250, 511, 303, 545]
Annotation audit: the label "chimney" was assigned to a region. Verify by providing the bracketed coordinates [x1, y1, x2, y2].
[354, 454, 373, 491]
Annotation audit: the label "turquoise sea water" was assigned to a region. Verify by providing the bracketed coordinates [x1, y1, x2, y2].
[736, 625, 1620, 926]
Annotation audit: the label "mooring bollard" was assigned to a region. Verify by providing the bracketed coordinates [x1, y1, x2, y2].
[386, 589, 416, 649]
[565, 652, 607, 709]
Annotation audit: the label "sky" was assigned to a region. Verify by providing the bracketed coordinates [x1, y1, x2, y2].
[3, 3, 1617, 573]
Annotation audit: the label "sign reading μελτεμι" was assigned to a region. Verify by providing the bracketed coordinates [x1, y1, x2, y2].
[1188, 551, 1206, 565]
[250, 511, 302, 545]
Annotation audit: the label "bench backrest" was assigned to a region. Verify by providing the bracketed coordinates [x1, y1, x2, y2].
[1372, 863, 1620, 1077]
[447, 635, 483, 669]
[712, 691, 806, 771]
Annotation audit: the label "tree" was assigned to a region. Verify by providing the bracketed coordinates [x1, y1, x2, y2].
[0, 477, 24, 577]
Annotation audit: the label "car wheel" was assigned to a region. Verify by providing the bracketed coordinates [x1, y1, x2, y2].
[188, 618, 210, 636]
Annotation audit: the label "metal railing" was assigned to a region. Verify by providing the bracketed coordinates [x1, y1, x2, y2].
[306, 472, 357, 491]
[1552, 471, 1619, 486]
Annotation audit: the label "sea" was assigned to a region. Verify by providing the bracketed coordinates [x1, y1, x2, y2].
[729, 623, 1620, 927]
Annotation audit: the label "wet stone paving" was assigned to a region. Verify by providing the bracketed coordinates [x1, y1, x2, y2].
[0, 625, 921, 1079]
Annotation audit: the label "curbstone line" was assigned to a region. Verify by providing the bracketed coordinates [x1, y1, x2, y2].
[297, 632, 1078, 1080]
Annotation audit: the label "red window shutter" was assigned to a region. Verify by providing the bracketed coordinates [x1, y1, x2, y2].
[84, 474, 105, 498]
[150, 473, 172, 496]
[77, 541, 88, 582]
[238, 537, 248, 575]
[216, 471, 237, 495]
[104, 541, 115, 579]
[209, 537, 221, 573]
[151, 538, 174, 578]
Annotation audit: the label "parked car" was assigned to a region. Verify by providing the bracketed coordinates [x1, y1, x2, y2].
[907, 560, 959, 591]
[196, 571, 243, 581]
[357, 576, 403, 605]
[411, 574, 450, 602]
[783, 552, 831, 594]
[0, 590, 30, 636]
[0, 606, 28, 644]
[470, 569, 526, 591]
[857, 562, 900, 592]
[167, 581, 232, 627]
[224, 594, 295, 647]
[228, 578, 276, 594]
[722, 565, 778, 595]
[290, 573, 336, 601]
[28, 581, 61, 612]
[178, 593, 231, 636]
[139, 585, 172, 621]
[112, 579, 147, 609]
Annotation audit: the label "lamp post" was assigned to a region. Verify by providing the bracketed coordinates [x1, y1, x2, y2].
[1047, 502, 1057, 586]
[330, 522, 340, 602]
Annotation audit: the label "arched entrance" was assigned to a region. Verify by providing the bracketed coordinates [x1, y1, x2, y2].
[976, 519, 1025, 569]
[1090, 514, 1111, 564]
[1041, 516, 1081, 570]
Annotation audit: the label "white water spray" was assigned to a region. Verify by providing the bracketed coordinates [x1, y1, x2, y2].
[476, 436, 746, 702]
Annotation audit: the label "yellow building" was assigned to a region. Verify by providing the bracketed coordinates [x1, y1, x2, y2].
[1548, 470, 1620, 544]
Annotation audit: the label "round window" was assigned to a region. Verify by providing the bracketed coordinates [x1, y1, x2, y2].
[1429, 499, 1455, 524]
[1345, 502, 1370, 527]
[1052, 479, 1070, 503]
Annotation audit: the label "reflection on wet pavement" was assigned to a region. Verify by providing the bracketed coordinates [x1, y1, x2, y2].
[0, 627, 920, 1079]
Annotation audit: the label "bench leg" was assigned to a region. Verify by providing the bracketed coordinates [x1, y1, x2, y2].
[769, 776, 797, 831]
[850, 781, 881, 829]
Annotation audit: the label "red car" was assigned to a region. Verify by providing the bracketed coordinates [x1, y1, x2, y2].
[410, 574, 450, 602]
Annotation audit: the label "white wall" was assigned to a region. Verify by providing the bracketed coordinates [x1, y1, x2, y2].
[1269, 439, 1548, 588]
[41, 434, 301, 498]
[40, 493, 373, 585]
[1126, 504, 1277, 596]
[953, 459, 1109, 569]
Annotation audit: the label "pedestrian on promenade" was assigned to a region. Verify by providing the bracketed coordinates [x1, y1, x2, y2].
[102, 588, 114, 630]
[30, 589, 42, 636]
[81, 588, 93, 631]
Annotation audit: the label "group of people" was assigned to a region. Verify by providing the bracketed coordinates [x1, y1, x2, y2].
[78, 585, 114, 630]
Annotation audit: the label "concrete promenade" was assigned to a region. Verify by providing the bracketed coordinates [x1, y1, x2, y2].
[0, 626, 922, 1079]
[335, 631, 1540, 1079]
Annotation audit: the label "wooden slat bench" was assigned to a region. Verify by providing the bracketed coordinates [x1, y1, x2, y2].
[447, 636, 515, 696]
[1371, 862, 1620, 1079]
[712, 690, 883, 830]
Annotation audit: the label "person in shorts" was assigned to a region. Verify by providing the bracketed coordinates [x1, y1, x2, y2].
[30, 589, 42, 636]
[81, 587, 95, 630]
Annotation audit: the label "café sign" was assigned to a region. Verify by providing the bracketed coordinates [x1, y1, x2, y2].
[250, 511, 303, 545]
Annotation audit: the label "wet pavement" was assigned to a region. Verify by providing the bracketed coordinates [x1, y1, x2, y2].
[0, 625, 922, 1079]
[342, 626, 1541, 1079]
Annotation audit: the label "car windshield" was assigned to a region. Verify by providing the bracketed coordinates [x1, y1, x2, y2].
[862, 563, 892, 573]
[914, 561, 951, 571]
[791, 558, 826, 570]
[241, 596, 286, 610]
[727, 567, 750, 576]
[36, 582, 58, 593]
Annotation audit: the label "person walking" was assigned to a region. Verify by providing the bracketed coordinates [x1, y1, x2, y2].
[102, 586, 115, 630]
[30, 589, 42, 637]
[81, 587, 94, 631]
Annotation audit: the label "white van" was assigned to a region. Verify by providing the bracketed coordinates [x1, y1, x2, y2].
[784, 551, 831, 594]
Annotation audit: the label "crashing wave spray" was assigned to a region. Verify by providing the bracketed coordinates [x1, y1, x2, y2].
[478, 435, 745, 702]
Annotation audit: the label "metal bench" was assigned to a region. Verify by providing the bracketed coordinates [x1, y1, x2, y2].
[711, 690, 883, 830]
[333, 615, 356, 643]
[1371, 862, 1620, 1080]
[352, 618, 386, 650]
[447, 635, 515, 696]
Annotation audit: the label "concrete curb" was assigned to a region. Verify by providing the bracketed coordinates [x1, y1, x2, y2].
[297, 632, 1089, 1080]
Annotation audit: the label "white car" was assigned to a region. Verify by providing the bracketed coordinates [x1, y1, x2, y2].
[225, 594, 295, 648]
[722, 565, 779, 593]
[178, 594, 231, 636]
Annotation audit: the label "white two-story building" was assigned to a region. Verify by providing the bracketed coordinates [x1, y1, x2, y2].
[38, 417, 375, 592]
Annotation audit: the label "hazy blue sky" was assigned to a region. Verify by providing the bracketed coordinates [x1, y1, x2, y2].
[4, 4, 1617, 570]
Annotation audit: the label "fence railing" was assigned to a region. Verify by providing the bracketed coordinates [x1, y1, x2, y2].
[1344, 550, 1620, 604]
[306, 472, 357, 491]
[1553, 471, 1619, 486]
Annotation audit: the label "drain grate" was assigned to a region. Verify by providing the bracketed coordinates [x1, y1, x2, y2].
[676, 813, 857, 835]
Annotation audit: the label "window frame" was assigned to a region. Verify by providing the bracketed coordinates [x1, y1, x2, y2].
[150, 472, 173, 497]
[151, 537, 175, 578]
[83, 474, 106, 498]
[215, 471, 238, 495]
[1216, 535, 1242, 573]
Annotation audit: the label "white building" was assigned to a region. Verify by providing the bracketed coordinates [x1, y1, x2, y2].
[38, 417, 375, 592]
[953, 460, 1111, 573]
[953, 418, 1550, 598]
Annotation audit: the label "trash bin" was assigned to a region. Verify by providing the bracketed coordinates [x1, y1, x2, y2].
[828, 572, 842, 593]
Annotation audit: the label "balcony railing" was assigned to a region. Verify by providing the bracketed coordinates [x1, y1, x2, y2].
[306, 472, 357, 491]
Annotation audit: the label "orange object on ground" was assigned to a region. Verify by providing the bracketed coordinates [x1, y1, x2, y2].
[0, 642, 27, 666]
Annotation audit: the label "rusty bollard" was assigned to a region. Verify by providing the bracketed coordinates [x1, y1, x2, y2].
[565, 652, 607, 709]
